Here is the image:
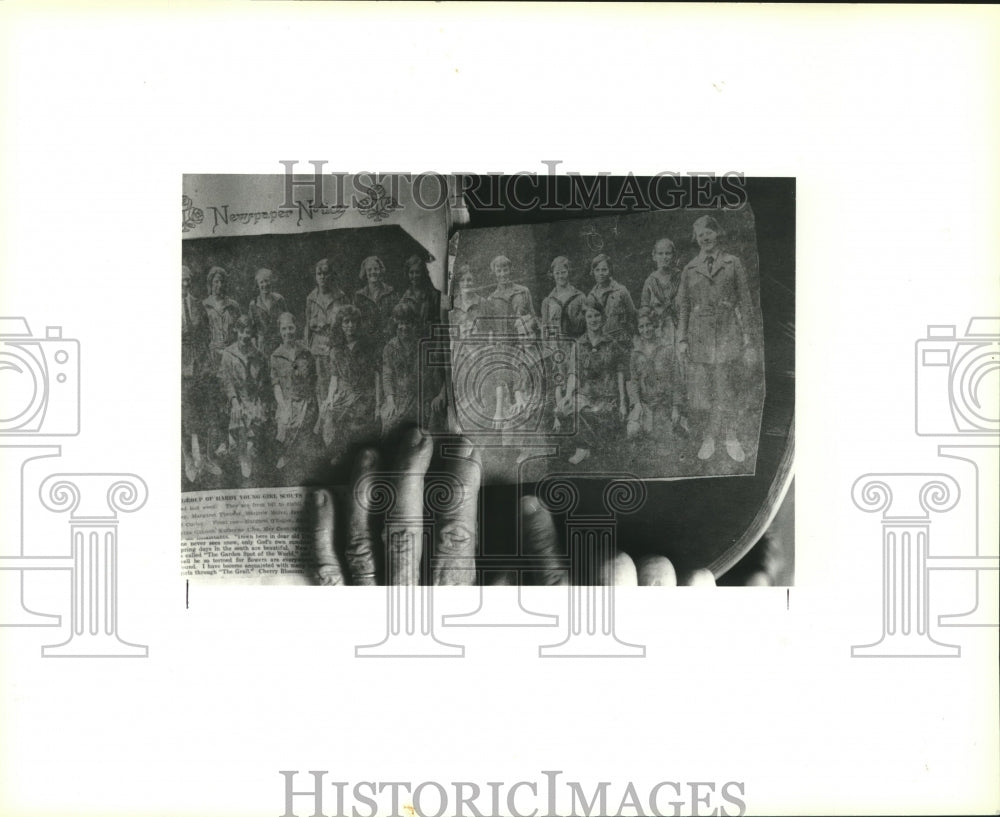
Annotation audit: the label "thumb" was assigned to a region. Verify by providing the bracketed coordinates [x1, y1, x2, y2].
[520, 496, 568, 586]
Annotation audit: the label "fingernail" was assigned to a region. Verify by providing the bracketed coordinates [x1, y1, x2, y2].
[521, 496, 540, 514]
[686, 568, 716, 587]
[314, 490, 327, 508]
[452, 436, 474, 458]
[359, 447, 378, 468]
[403, 426, 426, 450]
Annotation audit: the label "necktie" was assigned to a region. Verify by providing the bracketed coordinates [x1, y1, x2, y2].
[706, 256, 715, 275]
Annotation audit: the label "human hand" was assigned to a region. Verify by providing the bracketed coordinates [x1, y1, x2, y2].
[312, 430, 775, 587]
[312, 428, 480, 586]
[517, 497, 719, 587]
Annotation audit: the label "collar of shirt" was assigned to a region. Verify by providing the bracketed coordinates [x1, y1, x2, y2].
[491, 283, 524, 299]
[256, 293, 283, 310]
[204, 296, 237, 313]
[272, 342, 300, 362]
[592, 279, 623, 295]
[357, 283, 393, 303]
[226, 342, 256, 365]
[582, 333, 612, 350]
[550, 286, 583, 302]
[308, 288, 345, 306]
[453, 293, 482, 310]
[696, 249, 723, 264]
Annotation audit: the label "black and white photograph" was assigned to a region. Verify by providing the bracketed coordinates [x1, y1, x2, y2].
[181, 225, 443, 490]
[446, 207, 767, 481]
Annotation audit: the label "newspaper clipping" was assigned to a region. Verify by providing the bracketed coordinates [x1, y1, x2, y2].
[181, 174, 454, 583]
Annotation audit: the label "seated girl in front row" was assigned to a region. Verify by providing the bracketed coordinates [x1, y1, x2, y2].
[626, 306, 687, 441]
[557, 297, 627, 466]
[320, 304, 379, 463]
[220, 314, 267, 480]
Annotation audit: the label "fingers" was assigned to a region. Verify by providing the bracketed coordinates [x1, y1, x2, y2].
[681, 567, 717, 587]
[312, 488, 344, 586]
[346, 447, 380, 585]
[432, 437, 480, 586]
[632, 556, 717, 586]
[600, 551, 638, 586]
[387, 427, 433, 585]
[636, 555, 677, 586]
[520, 496, 568, 586]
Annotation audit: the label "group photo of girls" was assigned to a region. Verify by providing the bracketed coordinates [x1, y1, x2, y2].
[181, 226, 443, 489]
[448, 209, 765, 479]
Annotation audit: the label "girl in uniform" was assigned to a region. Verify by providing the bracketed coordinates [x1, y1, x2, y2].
[540, 255, 586, 339]
[627, 306, 684, 441]
[557, 297, 627, 466]
[641, 238, 682, 342]
[276, 348, 320, 483]
[249, 267, 288, 358]
[398, 254, 441, 332]
[203, 266, 242, 459]
[354, 255, 397, 352]
[304, 257, 351, 426]
[676, 215, 755, 463]
[220, 314, 267, 480]
[587, 253, 636, 346]
[321, 304, 379, 462]
[269, 312, 306, 470]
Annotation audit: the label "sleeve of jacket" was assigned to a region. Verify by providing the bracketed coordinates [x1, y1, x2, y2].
[732, 255, 752, 342]
[676, 269, 691, 343]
